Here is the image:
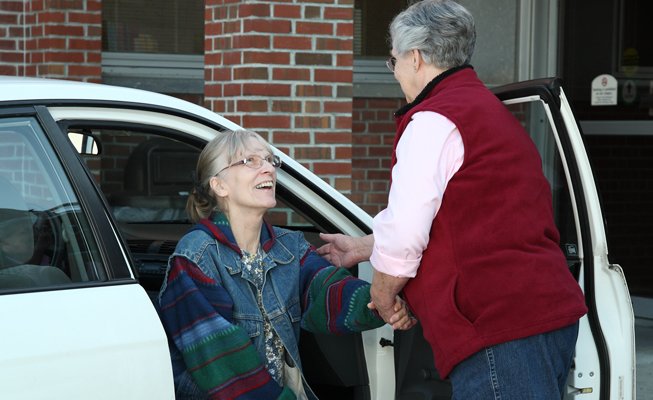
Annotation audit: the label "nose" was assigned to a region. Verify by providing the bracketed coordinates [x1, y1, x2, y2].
[260, 159, 275, 173]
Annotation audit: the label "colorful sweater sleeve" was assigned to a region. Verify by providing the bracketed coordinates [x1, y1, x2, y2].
[299, 246, 385, 334]
[158, 256, 296, 400]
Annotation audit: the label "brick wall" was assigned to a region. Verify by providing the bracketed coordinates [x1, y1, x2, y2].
[204, 0, 354, 192]
[0, 0, 101, 81]
[584, 135, 653, 296]
[351, 97, 403, 215]
[0, 134, 54, 205]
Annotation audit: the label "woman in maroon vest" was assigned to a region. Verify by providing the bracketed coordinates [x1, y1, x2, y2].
[318, 1, 588, 398]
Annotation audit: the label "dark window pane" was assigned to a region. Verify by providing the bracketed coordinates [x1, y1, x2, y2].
[102, 0, 203, 54]
[562, 0, 653, 120]
[354, 0, 410, 57]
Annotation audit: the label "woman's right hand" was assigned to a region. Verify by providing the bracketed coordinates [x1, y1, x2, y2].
[316, 233, 373, 268]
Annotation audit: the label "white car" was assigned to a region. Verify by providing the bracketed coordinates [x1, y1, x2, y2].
[0, 76, 635, 399]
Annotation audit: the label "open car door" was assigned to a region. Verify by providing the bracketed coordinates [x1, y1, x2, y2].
[393, 78, 636, 400]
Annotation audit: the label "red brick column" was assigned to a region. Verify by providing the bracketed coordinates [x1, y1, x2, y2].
[205, 0, 354, 192]
[351, 97, 404, 215]
[0, 0, 101, 82]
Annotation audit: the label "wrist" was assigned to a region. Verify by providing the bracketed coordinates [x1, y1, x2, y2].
[356, 234, 374, 262]
[370, 281, 396, 309]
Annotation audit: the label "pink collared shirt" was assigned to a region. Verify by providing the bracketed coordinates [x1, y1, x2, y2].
[370, 111, 464, 278]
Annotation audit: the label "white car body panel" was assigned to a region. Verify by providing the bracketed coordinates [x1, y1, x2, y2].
[0, 285, 174, 399]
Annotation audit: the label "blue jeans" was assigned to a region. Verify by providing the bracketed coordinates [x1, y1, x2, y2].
[449, 322, 579, 400]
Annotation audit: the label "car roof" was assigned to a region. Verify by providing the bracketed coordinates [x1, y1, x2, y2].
[0, 75, 239, 130]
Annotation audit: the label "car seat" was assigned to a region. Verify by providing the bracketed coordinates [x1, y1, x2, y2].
[109, 137, 199, 222]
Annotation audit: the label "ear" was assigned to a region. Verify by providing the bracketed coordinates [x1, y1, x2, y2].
[412, 49, 422, 71]
[209, 176, 229, 198]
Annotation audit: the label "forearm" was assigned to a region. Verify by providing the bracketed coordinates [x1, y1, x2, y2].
[354, 234, 374, 263]
[302, 265, 384, 333]
[370, 269, 409, 319]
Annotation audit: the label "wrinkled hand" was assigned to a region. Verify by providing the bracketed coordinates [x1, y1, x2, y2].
[317, 233, 368, 268]
[369, 296, 417, 331]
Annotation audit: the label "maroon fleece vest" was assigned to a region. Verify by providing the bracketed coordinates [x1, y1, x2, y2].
[393, 67, 587, 377]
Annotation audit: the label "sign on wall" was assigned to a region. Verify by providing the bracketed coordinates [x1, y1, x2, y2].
[591, 74, 618, 106]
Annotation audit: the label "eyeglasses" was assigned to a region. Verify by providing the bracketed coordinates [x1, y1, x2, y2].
[216, 154, 282, 175]
[386, 56, 397, 72]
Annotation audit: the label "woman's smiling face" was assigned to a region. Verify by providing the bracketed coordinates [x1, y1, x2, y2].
[213, 137, 278, 215]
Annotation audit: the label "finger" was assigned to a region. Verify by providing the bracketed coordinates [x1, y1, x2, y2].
[367, 301, 377, 310]
[319, 232, 338, 243]
[395, 317, 413, 330]
[315, 243, 329, 255]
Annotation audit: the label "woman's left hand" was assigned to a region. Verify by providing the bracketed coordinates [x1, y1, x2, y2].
[369, 296, 417, 330]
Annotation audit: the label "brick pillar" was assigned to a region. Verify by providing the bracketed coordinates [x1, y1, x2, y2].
[205, 0, 355, 192]
[351, 97, 403, 215]
[0, 0, 101, 82]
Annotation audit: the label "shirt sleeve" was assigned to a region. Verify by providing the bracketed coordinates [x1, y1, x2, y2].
[298, 245, 384, 334]
[370, 111, 464, 278]
[158, 256, 296, 400]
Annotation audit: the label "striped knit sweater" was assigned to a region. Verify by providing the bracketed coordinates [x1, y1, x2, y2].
[158, 217, 384, 399]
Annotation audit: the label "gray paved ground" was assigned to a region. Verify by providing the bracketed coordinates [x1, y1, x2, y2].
[636, 317, 653, 399]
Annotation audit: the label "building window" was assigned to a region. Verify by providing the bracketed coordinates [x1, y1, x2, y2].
[353, 0, 408, 97]
[562, 0, 653, 122]
[618, 0, 653, 78]
[101, 0, 204, 95]
[102, 0, 203, 54]
[354, 0, 409, 57]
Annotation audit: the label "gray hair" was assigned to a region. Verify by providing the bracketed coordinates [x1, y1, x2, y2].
[186, 129, 273, 222]
[390, 0, 476, 69]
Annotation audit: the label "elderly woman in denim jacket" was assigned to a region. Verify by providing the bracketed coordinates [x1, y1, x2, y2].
[158, 129, 415, 400]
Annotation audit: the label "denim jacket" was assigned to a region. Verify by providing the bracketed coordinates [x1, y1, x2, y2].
[159, 216, 383, 399]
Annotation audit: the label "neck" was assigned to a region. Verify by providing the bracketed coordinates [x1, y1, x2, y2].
[224, 210, 264, 254]
[418, 65, 447, 92]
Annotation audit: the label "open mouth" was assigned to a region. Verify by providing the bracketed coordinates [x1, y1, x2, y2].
[255, 181, 274, 190]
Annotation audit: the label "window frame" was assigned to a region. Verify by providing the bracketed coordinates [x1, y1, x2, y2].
[102, 52, 204, 94]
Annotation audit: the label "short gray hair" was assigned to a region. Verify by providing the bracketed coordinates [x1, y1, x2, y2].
[390, 0, 476, 69]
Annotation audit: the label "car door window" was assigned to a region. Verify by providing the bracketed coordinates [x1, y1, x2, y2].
[0, 117, 108, 291]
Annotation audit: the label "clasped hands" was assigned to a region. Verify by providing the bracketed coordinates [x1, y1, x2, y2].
[369, 293, 417, 331]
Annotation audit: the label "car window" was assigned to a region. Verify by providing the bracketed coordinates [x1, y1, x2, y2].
[0, 117, 109, 291]
[504, 101, 580, 276]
